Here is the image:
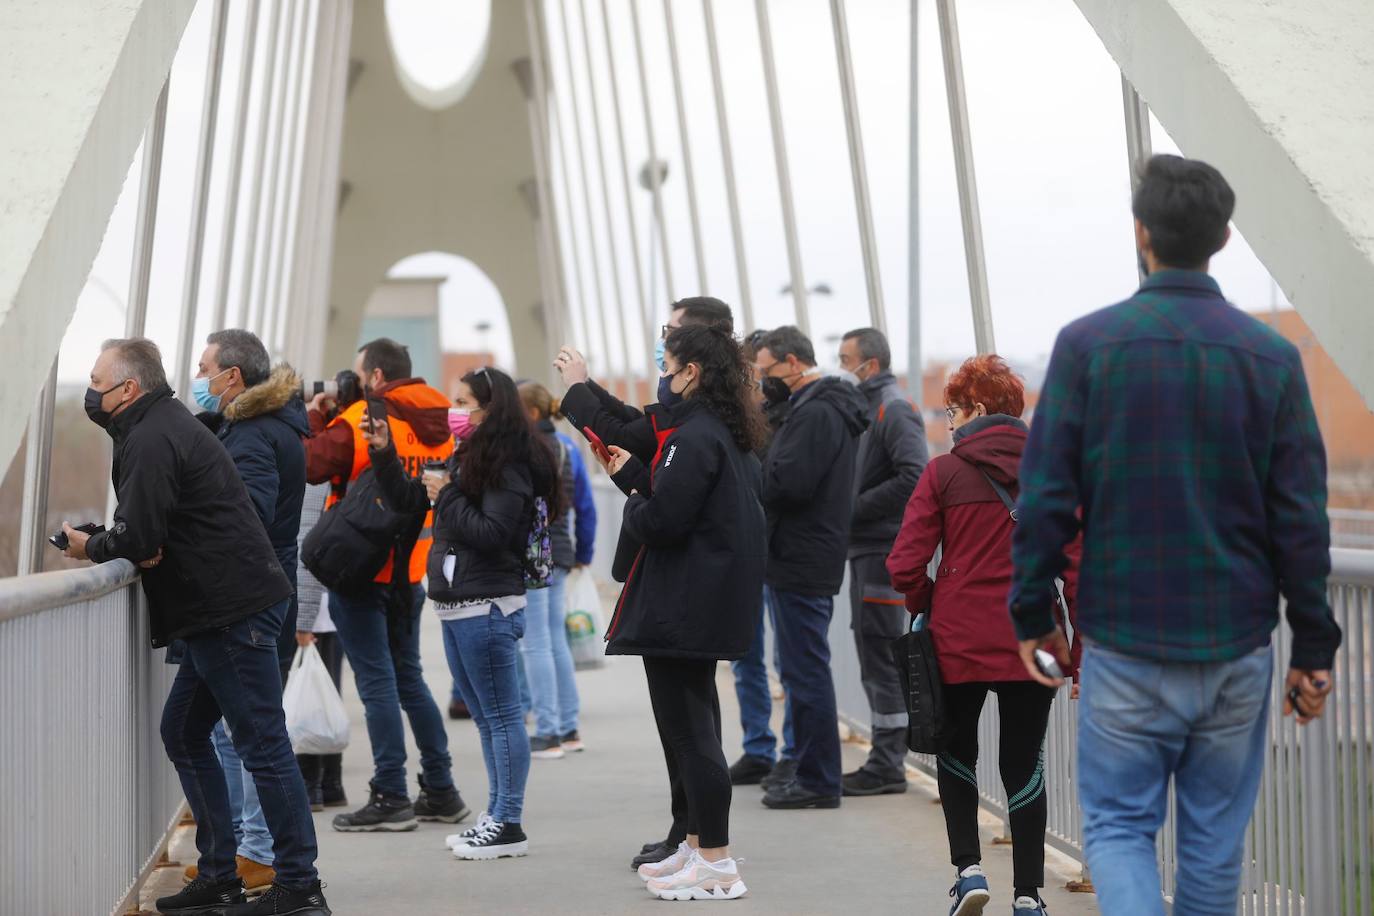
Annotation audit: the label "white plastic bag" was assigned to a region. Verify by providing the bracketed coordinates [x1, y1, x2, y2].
[283, 643, 350, 754]
[564, 567, 607, 670]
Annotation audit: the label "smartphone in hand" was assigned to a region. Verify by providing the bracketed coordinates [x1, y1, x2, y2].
[363, 396, 388, 435]
[582, 426, 612, 464]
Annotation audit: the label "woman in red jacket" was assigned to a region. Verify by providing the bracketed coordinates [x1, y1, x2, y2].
[886, 355, 1077, 916]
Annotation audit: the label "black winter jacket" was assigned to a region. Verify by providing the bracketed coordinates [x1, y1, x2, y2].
[561, 379, 658, 464]
[370, 442, 536, 603]
[849, 370, 929, 557]
[86, 387, 292, 647]
[761, 376, 869, 596]
[605, 399, 767, 660]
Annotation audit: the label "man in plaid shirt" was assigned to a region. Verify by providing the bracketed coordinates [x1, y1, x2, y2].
[1009, 154, 1342, 915]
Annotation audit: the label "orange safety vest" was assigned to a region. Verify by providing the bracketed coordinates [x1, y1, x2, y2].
[325, 389, 453, 584]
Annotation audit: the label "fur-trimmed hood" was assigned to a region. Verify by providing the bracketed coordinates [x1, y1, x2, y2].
[223, 365, 310, 438]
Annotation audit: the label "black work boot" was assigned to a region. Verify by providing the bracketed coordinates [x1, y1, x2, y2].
[413, 775, 472, 824]
[155, 874, 245, 913]
[630, 839, 677, 871]
[330, 782, 417, 832]
[227, 880, 331, 915]
[729, 754, 774, 786]
[320, 755, 347, 808]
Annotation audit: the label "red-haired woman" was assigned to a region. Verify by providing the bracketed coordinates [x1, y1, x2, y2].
[886, 355, 1078, 916]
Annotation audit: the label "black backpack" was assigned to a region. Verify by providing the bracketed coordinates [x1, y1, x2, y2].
[302, 467, 422, 596]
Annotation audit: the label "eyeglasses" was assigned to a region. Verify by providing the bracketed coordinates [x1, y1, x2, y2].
[945, 406, 967, 421]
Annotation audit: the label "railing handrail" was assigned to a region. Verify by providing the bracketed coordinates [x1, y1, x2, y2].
[1331, 547, 1374, 587]
[0, 559, 138, 622]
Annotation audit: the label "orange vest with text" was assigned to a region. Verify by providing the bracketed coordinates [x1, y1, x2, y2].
[325, 388, 453, 583]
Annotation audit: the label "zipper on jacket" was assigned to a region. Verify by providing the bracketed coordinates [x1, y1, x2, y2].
[605, 546, 646, 641]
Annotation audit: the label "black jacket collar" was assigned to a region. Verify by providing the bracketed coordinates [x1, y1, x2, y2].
[108, 385, 174, 443]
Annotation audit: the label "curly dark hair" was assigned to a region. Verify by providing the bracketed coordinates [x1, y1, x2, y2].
[456, 367, 561, 518]
[664, 325, 767, 453]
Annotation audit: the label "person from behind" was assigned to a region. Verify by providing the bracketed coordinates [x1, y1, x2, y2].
[554, 296, 737, 872]
[596, 324, 768, 900]
[176, 328, 310, 894]
[365, 367, 560, 861]
[887, 355, 1078, 916]
[517, 382, 597, 759]
[754, 325, 868, 811]
[837, 327, 928, 797]
[726, 328, 797, 791]
[62, 338, 328, 915]
[1011, 154, 1342, 916]
[302, 337, 468, 832]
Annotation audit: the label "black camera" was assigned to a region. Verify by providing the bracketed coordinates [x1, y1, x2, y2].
[302, 369, 362, 409]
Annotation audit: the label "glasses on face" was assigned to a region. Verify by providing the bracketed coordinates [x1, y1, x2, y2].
[945, 406, 966, 422]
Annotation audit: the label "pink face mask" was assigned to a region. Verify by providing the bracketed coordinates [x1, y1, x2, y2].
[448, 408, 474, 441]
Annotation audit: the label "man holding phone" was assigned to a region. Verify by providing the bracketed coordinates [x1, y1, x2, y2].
[302, 337, 467, 833]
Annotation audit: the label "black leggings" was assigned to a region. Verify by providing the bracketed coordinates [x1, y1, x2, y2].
[644, 657, 732, 849]
[937, 681, 1055, 895]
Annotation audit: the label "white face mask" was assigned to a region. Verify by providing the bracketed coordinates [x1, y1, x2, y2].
[834, 369, 860, 387]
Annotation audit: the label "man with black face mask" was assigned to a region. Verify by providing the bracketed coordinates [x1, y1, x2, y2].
[63, 338, 330, 915]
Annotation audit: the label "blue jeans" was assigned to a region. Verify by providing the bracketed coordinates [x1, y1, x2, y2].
[211, 722, 274, 865]
[442, 606, 531, 823]
[159, 599, 318, 889]
[766, 587, 841, 796]
[731, 590, 794, 761]
[1078, 643, 1273, 916]
[520, 568, 580, 737]
[329, 583, 453, 797]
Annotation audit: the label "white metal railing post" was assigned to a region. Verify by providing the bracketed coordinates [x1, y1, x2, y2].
[701, 0, 754, 333]
[907, 0, 921, 381]
[16, 357, 59, 576]
[172, 0, 231, 403]
[210, 0, 262, 332]
[553, 0, 624, 390]
[240, 1, 286, 334]
[661, 0, 707, 296]
[549, 102, 596, 364]
[1122, 76, 1153, 284]
[627, 0, 675, 304]
[829, 0, 887, 335]
[753, 0, 810, 337]
[935, 0, 994, 355]
[525, 0, 573, 352]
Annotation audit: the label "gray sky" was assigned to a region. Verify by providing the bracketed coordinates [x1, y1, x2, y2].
[56, 0, 1290, 386]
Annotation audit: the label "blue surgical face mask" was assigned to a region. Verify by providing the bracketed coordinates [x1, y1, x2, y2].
[654, 337, 667, 373]
[192, 368, 232, 413]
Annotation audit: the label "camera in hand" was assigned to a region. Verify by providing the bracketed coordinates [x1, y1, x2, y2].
[301, 369, 362, 411]
[48, 522, 105, 551]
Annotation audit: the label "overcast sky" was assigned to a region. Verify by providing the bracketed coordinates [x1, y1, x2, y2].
[55, 0, 1290, 386]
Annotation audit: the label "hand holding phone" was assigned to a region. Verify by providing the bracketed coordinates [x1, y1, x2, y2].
[582, 426, 612, 464]
[362, 397, 390, 449]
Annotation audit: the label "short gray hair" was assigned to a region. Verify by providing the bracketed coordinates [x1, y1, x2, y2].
[101, 337, 168, 391]
[206, 329, 270, 387]
[842, 327, 891, 370]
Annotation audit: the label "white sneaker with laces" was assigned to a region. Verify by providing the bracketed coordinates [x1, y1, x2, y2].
[646, 850, 748, 901]
[445, 811, 494, 849]
[637, 842, 693, 882]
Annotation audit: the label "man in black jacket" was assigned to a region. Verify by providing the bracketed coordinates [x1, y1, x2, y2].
[62, 338, 328, 915]
[837, 328, 928, 796]
[755, 326, 869, 810]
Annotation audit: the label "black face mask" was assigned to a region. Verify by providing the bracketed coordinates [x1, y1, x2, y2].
[760, 375, 792, 406]
[84, 382, 126, 429]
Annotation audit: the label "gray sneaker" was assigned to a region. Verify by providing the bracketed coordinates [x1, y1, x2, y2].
[331, 782, 417, 832]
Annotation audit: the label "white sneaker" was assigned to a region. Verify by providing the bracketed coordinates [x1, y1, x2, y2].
[446, 811, 494, 848]
[646, 850, 748, 901]
[637, 842, 693, 882]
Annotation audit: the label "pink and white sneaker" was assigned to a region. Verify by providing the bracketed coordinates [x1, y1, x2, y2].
[646, 850, 748, 901]
[638, 842, 692, 882]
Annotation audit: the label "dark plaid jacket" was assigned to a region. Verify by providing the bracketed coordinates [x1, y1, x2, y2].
[1009, 270, 1341, 670]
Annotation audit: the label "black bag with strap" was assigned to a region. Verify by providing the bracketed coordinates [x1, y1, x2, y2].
[890, 619, 947, 754]
[301, 467, 420, 596]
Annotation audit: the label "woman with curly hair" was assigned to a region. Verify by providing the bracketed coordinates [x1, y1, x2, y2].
[886, 354, 1079, 916]
[595, 323, 768, 901]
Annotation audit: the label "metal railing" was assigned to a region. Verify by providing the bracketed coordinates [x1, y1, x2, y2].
[1331, 509, 1374, 550]
[0, 560, 183, 916]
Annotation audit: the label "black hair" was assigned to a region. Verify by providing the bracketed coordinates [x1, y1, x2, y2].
[358, 338, 412, 382]
[664, 325, 767, 453]
[456, 367, 561, 518]
[841, 327, 890, 371]
[742, 328, 771, 361]
[758, 325, 815, 367]
[670, 296, 734, 334]
[1132, 154, 1235, 269]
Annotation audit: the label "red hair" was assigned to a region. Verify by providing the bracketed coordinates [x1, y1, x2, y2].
[944, 354, 1025, 418]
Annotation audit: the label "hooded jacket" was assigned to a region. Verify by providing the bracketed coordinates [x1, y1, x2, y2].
[849, 370, 929, 557]
[885, 416, 1081, 683]
[604, 398, 767, 660]
[86, 386, 292, 647]
[761, 375, 870, 596]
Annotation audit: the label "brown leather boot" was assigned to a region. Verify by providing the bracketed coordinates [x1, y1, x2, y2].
[182, 855, 276, 892]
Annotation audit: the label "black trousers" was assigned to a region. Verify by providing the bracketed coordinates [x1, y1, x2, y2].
[298, 633, 346, 788]
[644, 657, 732, 849]
[937, 681, 1055, 894]
[848, 553, 911, 778]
